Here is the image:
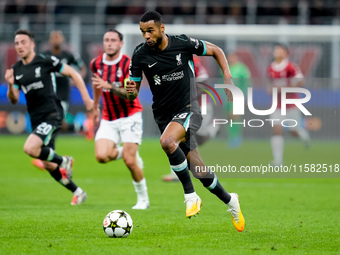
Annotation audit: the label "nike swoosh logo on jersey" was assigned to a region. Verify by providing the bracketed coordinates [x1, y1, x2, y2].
[16, 74, 24, 80]
[148, 62, 157, 68]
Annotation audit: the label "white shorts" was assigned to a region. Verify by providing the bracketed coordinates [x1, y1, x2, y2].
[270, 107, 302, 131]
[95, 112, 143, 145]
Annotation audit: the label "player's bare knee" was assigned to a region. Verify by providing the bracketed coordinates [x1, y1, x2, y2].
[23, 144, 39, 157]
[160, 136, 176, 154]
[123, 155, 136, 169]
[96, 158, 107, 164]
[95, 153, 108, 163]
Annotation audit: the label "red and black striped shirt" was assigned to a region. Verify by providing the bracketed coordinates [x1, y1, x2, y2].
[90, 53, 143, 121]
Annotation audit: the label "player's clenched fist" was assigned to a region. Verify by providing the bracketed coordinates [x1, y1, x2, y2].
[125, 80, 136, 94]
[5, 69, 14, 85]
[125, 80, 139, 100]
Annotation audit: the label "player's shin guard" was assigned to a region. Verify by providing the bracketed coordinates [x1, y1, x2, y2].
[199, 171, 231, 204]
[38, 147, 63, 165]
[168, 147, 195, 194]
[50, 166, 78, 192]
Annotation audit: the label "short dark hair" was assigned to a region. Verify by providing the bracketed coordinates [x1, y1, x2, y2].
[274, 43, 289, 53]
[140, 11, 162, 24]
[15, 29, 34, 41]
[106, 28, 123, 41]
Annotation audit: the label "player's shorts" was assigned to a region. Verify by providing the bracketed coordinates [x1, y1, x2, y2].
[196, 103, 214, 136]
[32, 118, 61, 149]
[270, 107, 302, 131]
[157, 102, 203, 156]
[95, 112, 143, 145]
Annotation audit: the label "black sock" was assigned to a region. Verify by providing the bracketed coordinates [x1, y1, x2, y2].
[38, 147, 63, 165]
[50, 167, 78, 193]
[168, 147, 195, 194]
[199, 171, 231, 204]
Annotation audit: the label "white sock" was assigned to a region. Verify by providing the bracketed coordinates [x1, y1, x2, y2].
[61, 156, 67, 165]
[296, 127, 310, 141]
[115, 146, 123, 160]
[73, 187, 83, 196]
[227, 193, 236, 208]
[271, 135, 284, 164]
[184, 191, 198, 200]
[133, 178, 149, 202]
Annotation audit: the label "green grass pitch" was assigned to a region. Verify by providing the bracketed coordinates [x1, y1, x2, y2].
[0, 136, 339, 254]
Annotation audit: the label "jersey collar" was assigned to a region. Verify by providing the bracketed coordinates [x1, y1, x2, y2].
[103, 52, 122, 65]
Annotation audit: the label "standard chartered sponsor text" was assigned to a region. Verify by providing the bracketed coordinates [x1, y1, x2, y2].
[162, 71, 184, 81]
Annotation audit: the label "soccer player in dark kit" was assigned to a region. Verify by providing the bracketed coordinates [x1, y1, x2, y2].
[43, 30, 87, 132]
[5, 30, 93, 205]
[32, 30, 88, 170]
[125, 11, 245, 231]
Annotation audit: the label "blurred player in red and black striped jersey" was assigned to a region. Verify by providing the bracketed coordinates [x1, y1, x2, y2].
[90, 29, 149, 210]
[267, 44, 311, 166]
[90, 45, 142, 121]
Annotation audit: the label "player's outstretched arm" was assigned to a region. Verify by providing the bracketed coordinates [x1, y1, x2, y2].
[61, 64, 93, 111]
[204, 41, 234, 102]
[5, 69, 20, 104]
[125, 80, 141, 101]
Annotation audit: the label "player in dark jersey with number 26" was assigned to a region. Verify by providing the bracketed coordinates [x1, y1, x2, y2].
[5, 30, 93, 205]
[126, 11, 245, 232]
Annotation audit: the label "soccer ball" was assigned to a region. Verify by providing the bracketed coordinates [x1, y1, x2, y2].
[103, 210, 133, 238]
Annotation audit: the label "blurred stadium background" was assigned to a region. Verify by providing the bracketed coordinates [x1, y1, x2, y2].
[0, 0, 339, 140]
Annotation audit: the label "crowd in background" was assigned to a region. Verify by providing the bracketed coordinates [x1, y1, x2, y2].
[2, 0, 340, 26]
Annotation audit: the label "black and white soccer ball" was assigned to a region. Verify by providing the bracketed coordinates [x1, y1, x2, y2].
[103, 210, 133, 238]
